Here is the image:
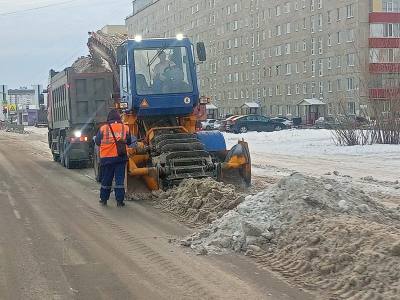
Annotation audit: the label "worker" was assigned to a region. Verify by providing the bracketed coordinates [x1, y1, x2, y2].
[95, 109, 135, 207]
[153, 51, 175, 93]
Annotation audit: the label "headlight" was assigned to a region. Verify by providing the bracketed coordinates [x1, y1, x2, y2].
[119, 102, 128, 109]
[74, 130, 82, 138]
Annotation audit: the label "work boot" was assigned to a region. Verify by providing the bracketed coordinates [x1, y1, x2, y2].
[117, 202, 125, 207]
[99, 200, 107, 206]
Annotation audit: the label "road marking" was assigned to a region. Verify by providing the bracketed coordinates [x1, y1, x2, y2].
[13, 209, 21, 220]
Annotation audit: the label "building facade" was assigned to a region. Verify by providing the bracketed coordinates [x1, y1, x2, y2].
[8, 85, 43, 109]
[126, 0, 400, 119]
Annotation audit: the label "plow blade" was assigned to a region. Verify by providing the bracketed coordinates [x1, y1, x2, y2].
[220, 141, 251, 188]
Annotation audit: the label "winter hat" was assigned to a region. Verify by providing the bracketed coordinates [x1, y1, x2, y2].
[107, 109, 121, 123]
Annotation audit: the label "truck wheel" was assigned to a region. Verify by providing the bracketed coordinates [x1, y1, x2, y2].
[52, 153, 60, 162]
[59, 136, 66, 166]
[64, 141, 73, 169]
[239, 126, 248, 133]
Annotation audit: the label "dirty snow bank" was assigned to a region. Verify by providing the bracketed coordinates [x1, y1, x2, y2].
[225, 129, 400, 156]
[152, 178, 245, 226]
[185, 174, 400, 298]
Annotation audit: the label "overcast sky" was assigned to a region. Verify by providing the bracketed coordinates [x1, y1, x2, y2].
[0, 0, 131, 88]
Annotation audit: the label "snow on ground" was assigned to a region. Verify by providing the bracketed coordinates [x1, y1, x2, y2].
[24, 126, 48, 137]
[224, 129, 400, 157]
[223, 129, 400, 181]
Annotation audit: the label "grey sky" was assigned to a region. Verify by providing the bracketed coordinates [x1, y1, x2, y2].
[0, 0, 131, 88]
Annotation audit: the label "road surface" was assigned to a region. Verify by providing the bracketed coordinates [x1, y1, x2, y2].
[0, 130, 314, 300]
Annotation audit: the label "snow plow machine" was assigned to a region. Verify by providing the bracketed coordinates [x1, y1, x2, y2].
[88, 30, 251, 192]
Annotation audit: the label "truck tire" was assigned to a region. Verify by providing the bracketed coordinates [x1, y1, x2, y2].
[64, 140, 73, 169]
[59, 136, 66, 167]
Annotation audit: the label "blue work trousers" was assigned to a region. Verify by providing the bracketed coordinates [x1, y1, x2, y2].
[100, 162, 126, 203]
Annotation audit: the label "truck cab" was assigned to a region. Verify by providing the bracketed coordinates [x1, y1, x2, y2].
[117, 38, 206, 117]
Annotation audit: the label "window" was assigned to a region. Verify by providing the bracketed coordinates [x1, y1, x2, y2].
[327, 10, 331, 23]
[318, 37, 323, 54]
[318, 59, 323, 76]
[134, 47, 193, 95]
[286, 63, 292, 74]
[346, 4, 354, 18]
[276, 5, 281, 16]
[347, 29, 354, 42]
[303, 82, 307, 94]
[276, 25, 282, 36]
[327, 33, 331, 46]
[337, 55, 342, 68]
[311, 59, 316, 75]
[328, 80, 332, 92]
[284, 2, 291, 13]
[285, 43, 291, 54]
[287, 84, 292, 95]
[327, 57, 332, 69]
[336, 7, 341, 21]
[286, 23, 291, 34]
[348, 102, 355, 114]
[337, 78, 342, 90]
[347, 53, 355, 66]
[318, 14, 323, 31]
[337, 31, 341, 44]
[347, 77, 354, 91]
[319, 81, 324, 94]
[311, 38, 316, 55]
[276, 85, 281, 95]
[296, 83, 300, 94]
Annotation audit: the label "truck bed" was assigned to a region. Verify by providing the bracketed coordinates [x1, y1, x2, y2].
[48, 68, 114, 129]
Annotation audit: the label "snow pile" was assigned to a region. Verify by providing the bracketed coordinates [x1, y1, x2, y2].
[185, 174, 400, 298]
[72, 56, 110, 73]
[224, 129, 400, 157]
[153, 178, 244, 226]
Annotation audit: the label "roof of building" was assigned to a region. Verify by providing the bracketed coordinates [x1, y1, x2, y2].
[242, 102, 260, 108]
[8, 89, 35, 95]
[298, 98, 326, 106]
[206, 104, 218, 109]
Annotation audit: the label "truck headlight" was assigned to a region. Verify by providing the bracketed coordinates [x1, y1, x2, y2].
[74, 130, 82, 138]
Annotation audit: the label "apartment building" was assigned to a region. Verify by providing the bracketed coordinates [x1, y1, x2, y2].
[125, 0, 400, 120]
[8, 85, 43, 109]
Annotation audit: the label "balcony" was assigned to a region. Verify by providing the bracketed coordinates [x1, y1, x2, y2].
[369, 38, 400, 48]
[369, 12, 400, 23]
[370, 63, 400, 73]
[369, 88, 400, 99]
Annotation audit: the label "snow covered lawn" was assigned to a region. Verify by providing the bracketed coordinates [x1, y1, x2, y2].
[224, 129, 400, 182]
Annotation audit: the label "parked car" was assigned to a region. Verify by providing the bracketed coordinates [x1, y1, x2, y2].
[219, 115, 240, 131]
[271, 117, 293, 129]
[213, 120, 222, 130]
[227, 115, 286, 133]
[315, 116, 340, 129]
[201, 119, 217, 130]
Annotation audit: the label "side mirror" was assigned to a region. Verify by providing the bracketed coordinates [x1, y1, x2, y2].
[196, 42, 207, 62]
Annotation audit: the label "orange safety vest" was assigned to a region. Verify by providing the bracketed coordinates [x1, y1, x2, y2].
[99, 122, 129, 158]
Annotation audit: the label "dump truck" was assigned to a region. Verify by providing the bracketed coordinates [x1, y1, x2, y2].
[88, 29, 252, 192]
[47, 58, 114, 168]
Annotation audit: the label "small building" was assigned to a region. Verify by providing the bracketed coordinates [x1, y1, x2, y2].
[206, 104, 218, 119]
[241, 102, 260, 115]
[297, 98, 326, 125]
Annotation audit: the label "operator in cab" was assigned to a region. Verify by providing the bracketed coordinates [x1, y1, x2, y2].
[95, 109, 135, 207]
